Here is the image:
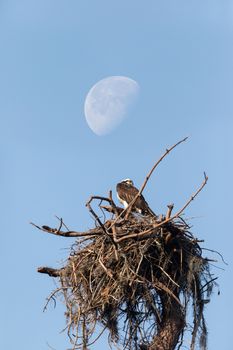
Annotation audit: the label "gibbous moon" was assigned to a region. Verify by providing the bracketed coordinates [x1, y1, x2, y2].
[84, 76, 139, 135]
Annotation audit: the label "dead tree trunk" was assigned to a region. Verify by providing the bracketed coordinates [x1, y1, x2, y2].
[147, 295, 185, 350]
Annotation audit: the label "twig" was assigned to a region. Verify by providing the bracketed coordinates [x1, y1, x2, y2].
[155, 281, 183, 307]
[86, 197, 106, 231]
[43, 288, 65, 312]
[108, 190, 119, 216]
[171, 172, 208, 220]
[30, 222, 102, 237]
[201, 248, 228, 265]
[157, 265, 180, 288]
[166, 204, 174, 219]
[200, 277, 218, 293]
[55, 215, 70, 231]
[98, 258, 113, 279]
[100, 205, 124, 215]
[137, 137, 188, 197]
[86, 196, 118, 246]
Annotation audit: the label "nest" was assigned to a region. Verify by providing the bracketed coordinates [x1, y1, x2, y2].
[35, 138, 219, 350]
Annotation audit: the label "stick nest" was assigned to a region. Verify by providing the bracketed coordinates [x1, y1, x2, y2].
[35, 139, 219, 350]
[37, 204, 217, 350]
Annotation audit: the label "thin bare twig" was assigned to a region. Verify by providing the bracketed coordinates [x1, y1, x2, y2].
[201, 248, 228, 265]
[98, 258, 113, 279]
[86, 196, 118, 246]
[86, 197, 106, 230]
[55, 215, 70, 231]
[137, 137, 188, 197]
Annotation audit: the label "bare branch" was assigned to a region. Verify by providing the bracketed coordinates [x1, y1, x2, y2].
[171, 171, 208, 219]
[100, 205, 124, 215]
[166, 203, 174, 219]
[30, 222, 102, 237]
[37, 266, 63, 277]
[86, 196, 106, 230]
[55, 215, 70, 231]
[138, 137, 188, 196]
[86, 196, 118, 246]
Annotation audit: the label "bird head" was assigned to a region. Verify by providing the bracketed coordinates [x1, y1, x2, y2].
[121, 178, 134, 186]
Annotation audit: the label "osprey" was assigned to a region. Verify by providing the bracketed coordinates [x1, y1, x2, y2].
[116, 178, 156, 216]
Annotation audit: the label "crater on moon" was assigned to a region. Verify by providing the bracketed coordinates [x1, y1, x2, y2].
[84, 76, 139, 135]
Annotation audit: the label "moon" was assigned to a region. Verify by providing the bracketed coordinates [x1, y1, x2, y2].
[84, 76, 139, 135]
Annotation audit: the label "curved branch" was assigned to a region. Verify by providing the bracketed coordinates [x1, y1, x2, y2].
[138, 137, 188, 197]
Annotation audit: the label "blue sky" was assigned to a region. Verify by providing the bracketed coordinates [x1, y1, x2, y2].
[0, 1, 232, 349]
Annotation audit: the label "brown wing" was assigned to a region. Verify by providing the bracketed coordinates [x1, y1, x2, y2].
[134, 194, 150, 213]
[117, 182, 156, 216]
[117, 183, 148, 211]
[116, 182, 138, 204]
